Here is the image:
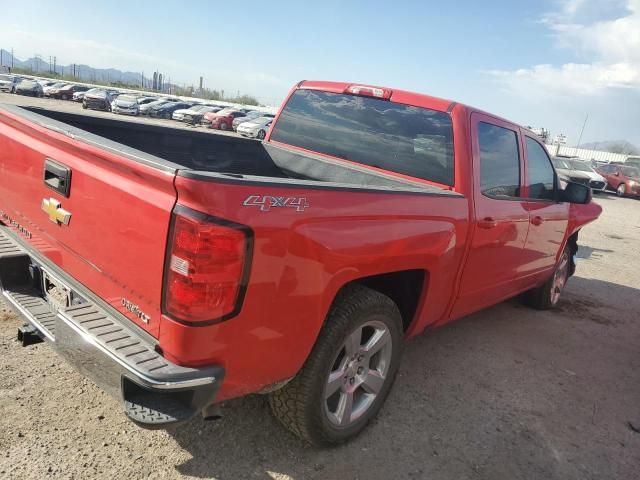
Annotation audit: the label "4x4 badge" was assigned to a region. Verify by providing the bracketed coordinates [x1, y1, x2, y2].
[41, 198, 71, 225]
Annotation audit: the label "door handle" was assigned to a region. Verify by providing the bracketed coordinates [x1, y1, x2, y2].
[43, 158, 72, 197]
[478, 217, 498, 229]
[531, 216, 544, 226]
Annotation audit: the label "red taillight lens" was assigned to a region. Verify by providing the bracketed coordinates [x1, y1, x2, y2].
[164, 207, 251, 324]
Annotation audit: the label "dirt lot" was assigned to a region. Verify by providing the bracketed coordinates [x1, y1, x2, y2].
[0, 93, 639, 479]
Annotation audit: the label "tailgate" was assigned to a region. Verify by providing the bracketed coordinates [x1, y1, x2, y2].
[0, 106, 177, 338]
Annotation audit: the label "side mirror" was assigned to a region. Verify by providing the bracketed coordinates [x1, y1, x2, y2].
[614, 172, 620, 176]
[561, 181, 592, 204]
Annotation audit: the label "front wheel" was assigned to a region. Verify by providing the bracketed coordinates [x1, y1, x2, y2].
[269, 284, 403, 446]
[61, 94, 68, 100]
[257, 130, 266, 140]
[617, 183, 626, 197]
[219, 122, 228, 131]
[82, 102, 87, 109]
[523, 246, 571, 309]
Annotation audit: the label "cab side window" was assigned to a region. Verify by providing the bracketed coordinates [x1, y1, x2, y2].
[525, 137, 556, 200]
[478, 122, 521, 198]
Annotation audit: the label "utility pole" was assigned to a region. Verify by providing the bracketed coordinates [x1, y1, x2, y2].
[576, 113, 589, 149]
[53, 56, 57, 75]
[11, 48, 14, 68]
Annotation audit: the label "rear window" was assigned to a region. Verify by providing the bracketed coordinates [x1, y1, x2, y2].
[269, 89, 454, 185]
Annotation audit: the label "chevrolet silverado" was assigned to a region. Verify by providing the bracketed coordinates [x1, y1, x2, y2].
[0, 81, 601, 445]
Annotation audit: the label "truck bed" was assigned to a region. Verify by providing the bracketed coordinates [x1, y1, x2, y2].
[14, 105, 448, 194]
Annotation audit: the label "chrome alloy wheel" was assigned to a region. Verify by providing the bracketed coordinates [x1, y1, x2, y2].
[551, 251, 570, 305]
[324, 320, 392, 427]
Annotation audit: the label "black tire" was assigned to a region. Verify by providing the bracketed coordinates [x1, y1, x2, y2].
[257, 130, 266, 140]
[522, 246, 571, 310]
[269, 284, 403, 446]
[61, 94, 68, 100]
[617, 183, 626, 197]
[82, 102, 87, 109]
[219, 122, 228, 131]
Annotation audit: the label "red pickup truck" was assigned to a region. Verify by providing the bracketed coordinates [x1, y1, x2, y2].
[0, 81, 600, 445]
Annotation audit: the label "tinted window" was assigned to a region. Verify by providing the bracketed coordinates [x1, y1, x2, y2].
[270, 89, 455, 185]
[478, 122, 520, 197]
[526, 137, 556, 200]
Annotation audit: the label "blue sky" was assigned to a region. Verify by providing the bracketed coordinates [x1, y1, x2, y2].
[1, 0, 639, 145]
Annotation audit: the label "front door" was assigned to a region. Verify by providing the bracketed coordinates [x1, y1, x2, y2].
[452, 113, 530, 319]
[520, 135, 569, 279]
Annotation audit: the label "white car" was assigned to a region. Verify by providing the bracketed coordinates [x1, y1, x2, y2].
[111, 95, 140, 116]
[566, 159, 607, 192]
[172, 104, 209, 121]
[0, 74, 22, 93]
[237, 116, 273, 140]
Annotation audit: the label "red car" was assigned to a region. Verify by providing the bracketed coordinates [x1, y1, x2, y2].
[49, 84, 91, 100]
[205, 109, 247, 130]
[0, 81, 600, 445]
[596, 163, 640, 197]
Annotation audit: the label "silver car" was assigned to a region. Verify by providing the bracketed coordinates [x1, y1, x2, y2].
[0, 74, 21, 93]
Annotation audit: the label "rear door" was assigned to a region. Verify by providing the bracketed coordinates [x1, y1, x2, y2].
[520, 134, 569, 278]
[452, 113, 530, 318]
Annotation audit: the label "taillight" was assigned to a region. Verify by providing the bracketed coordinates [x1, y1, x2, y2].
[163, 206, 252, 325]
[344, 84, 392, 100]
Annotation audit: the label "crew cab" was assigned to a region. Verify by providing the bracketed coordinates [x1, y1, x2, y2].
[0, 80, 601, 445]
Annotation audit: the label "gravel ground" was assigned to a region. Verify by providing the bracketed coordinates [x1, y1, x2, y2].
[0, 93, 639, 479]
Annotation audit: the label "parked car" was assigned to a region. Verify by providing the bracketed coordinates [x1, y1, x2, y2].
[15, 79, 44, 97]
[111, 94, 140, 116]
[0, 74, 21, 93]
[38, 80, 57, 88]
[0, 80, 601, 446]
[172, 104, 208, 121]
[237, 116, 273, 140]
[232, 111, 275, 131]
[207, 109, 247, 130]
[182, 106, 223, 125]
[136, 96, 160, 106]
[596, 163, 640, 197]
[73, 88, 97, 102]
[50, 84, 91, 101]
[565, 159, 607, 192]
[149, 101, 193, 119]
[139, 99, 173, 116]
[551, 157, 592, 187]
[43, 82, 68, 97]
[82, 89, 115, 111]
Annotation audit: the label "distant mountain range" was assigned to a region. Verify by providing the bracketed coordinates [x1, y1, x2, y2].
[580, 140, 639, 155]
[0, 49, 147, 87]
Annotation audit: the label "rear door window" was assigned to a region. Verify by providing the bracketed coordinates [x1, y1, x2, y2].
[477, 122, 521, 198]
[269, 89, 455, 185]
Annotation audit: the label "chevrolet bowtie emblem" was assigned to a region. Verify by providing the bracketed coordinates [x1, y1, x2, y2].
[41, 198, 71, 225]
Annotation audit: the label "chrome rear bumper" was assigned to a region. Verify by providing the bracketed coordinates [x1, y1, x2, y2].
[0, 225, 224, 428]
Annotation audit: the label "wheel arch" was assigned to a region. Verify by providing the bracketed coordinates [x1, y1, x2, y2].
[334, 269, 428, 334]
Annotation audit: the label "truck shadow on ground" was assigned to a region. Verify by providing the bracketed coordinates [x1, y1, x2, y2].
[168, 276, 640, 480]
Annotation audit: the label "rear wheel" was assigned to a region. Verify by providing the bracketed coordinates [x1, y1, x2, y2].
[617, 183, 626, 197]
[61, 94, 68, 100]
[523, 246, 571, 309]
[269, 284, 403, 446]
[82, 102, 87, 109]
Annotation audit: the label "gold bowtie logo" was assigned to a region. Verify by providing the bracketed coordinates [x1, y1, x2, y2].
[41, 198, 71, 225]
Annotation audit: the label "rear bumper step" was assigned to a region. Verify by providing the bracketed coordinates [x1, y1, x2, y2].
[0, 225, 224, 429]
